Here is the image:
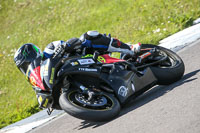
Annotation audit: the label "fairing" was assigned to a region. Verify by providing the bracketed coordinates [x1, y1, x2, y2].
[57, 54, 157, 104]
[25, 58, 46, 90]
[97, 54, 125, 64]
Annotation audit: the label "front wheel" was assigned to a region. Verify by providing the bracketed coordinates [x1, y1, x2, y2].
[59, 89, 121, 121]
[141, 44, 185, 85]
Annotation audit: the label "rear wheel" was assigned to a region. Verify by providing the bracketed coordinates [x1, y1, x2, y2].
[59, 88, 121, 121]
[140, 44, 185, 85]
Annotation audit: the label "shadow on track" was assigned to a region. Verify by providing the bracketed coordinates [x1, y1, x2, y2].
[74, 69, 200, 130]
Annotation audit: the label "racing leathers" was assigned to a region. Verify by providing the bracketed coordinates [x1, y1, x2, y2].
[43, 31, 141, 59]
[37, 31, 141, 108]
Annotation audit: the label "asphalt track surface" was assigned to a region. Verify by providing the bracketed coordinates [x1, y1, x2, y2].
[30, 40, 200, 133]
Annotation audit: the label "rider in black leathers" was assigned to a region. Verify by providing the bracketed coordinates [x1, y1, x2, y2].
[14, 31, 141, 108]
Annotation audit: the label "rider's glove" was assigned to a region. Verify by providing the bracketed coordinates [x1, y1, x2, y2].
[53, 44, 66, 58]
[130, 43, 141, 54]
[103, 33, 111, 38]
[65, 38, 82, 53]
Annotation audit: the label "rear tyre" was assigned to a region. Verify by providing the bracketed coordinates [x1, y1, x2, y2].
[59, 89, 121, 121]
[141, 44, 185, 85]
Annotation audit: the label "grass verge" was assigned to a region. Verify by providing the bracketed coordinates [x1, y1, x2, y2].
[0, 0, 200, 129]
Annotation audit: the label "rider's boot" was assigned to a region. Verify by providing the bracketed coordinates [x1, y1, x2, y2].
[107, 38, 141, 56]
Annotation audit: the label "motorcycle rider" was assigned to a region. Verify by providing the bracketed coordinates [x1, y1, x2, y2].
[14, 31, 141, 109]
[43, 31, 141, 59]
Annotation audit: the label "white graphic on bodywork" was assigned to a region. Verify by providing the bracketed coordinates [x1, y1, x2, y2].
[118, 86, 128, 97]
[131, 83, 136, 93]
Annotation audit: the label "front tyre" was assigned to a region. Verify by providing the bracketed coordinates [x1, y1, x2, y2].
[59, 89, 121, 122]
[141, 44, 185, 85]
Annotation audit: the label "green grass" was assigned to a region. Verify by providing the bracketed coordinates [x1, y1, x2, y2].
[0, 0, 199, 129]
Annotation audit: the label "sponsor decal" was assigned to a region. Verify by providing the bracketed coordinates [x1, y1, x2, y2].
[26, 65, 31, 80]
[78, 59, 95, 65]
[131, 83, 136, 93]
[78, 68, 98, 72]
[118, 86, 128, 97]
[71, 61, 79, 66]
[38, 95, 43, 103]
[43, 98, 49, 107]
[43, 60, 50, 76]
[49, 68, 55, 84]
[43, 65, 49, 76]
[30, 76, 37, 86]
[97, 56, 106, 63]
[44, 65, 48, 71]
[81, 54, 106, 63]
[110, 52, 121, 59]
[137, 52, 152, 63]
[29, 66, 45, 90]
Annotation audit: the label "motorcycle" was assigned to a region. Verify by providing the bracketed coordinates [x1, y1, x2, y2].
[25, 44, 184, 121]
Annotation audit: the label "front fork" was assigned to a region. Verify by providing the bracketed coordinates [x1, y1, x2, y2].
[136, 47, 158, 63]
[37, 93, 54, 115]
[33, 86, 55, 115]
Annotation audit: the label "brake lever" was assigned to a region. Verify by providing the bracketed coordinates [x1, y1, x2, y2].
[136, 48, 157, 63]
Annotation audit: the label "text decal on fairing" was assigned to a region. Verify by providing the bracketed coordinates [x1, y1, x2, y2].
[78, 59, 95, 65]
[78, 68, 98, 72]
[118, 86, 128, 97]
[70, 61, 79, 66]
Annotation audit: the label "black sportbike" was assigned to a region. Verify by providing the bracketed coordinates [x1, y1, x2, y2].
[26, 44, 184, 121]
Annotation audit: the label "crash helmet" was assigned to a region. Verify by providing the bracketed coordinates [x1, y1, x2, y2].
[14, 43, 42, 74]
